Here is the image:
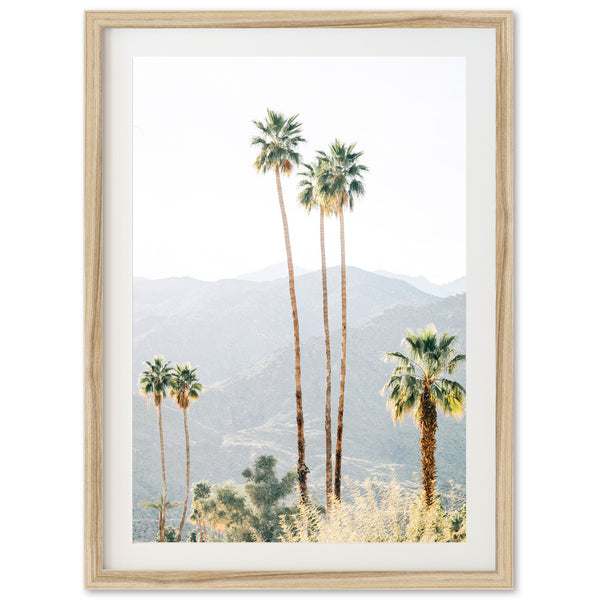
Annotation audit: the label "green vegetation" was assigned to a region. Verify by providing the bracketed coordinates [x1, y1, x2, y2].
[187, 530, 199, 542]
[382, 325, 465, 511]
[183, 455, 298, 542]
[156, 525, 179, 543]
[195, 481, 255, 541]
[242, 455, 297, 541]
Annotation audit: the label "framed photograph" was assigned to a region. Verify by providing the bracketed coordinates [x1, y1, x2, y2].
[85, 10, 513, 589]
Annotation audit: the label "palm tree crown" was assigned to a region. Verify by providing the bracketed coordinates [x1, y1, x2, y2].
[297, 159, 335, 215]
[169, 363, 203, 410]
[140, 493, 182, 515]
[139, 356, 173, 406]
[382, 325, 465, 423]
[251, 109, 305, 176]
[316, 140, 368, 212]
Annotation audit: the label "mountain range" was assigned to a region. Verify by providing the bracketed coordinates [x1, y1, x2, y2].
[374, 270, 466, 297]
[235, 263, 310, 281]
[235, 262, 465, 297]
[132, 267, 466, 541]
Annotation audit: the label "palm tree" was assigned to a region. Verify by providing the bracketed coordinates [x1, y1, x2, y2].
[169, 362, 204, 542]
[317, 140, 368, 501]
[298, 159, 335, 512]
[189, 481, 211, 542]
[382, 325, 466, 508]
[251, 108, 309, 507]
[138, 356, 174, 541]
[139, 493, 182, 541]
[188, 503, 205, 542]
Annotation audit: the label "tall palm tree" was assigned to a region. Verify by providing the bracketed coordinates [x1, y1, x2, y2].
[251, 108, 309, 507]
[169, 363, 204, 542]
[298, 159, 335, 512]
[317, 141, 368, 501]
[382, 325, 466, 507]
[139, 493, 182, 541]
[138, 356, 174, 541]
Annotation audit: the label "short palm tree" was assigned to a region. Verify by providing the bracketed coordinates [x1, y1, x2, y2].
[140, 493, 182, 541]
[251, 109, 309, 507]
[188, 503, 205, 542]
[317, 141, 368, 501]
[189, 481, 211, 542]
[138, 356, 174, 541]
[298, 159, 335, 512]
[169, 363, 204, 542]
[382, 325, 466, 508]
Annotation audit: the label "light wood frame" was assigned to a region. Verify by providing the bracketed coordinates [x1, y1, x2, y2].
[84, 10, 513, 590]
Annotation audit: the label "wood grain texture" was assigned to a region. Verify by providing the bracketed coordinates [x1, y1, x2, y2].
[84, 9, 512, 29]
[494, 11, 514, 591]
[84, 11, 103, 590]
[84, 10, 513, 590]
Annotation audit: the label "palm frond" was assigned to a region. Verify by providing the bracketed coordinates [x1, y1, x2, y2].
[314, 140, 368, 213]
[251, 109, 305, 175]
[382, 326, 466, 425]
[170, 362, 204, 410]
[138, 356, 174, 400]
[432, 379, 466, 416]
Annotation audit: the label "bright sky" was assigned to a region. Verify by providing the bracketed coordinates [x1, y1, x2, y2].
[133, 56, 465, 284]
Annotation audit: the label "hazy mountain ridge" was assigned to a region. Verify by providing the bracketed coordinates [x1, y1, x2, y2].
[375, 270, 466, 297]
[133, 267, 437, 384]
[222, 261, 466, 296]
[132, 271, 466, 541]
[235, 262, 310, 281]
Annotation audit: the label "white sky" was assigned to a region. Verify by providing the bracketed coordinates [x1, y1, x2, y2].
[133, 56, 465, 284]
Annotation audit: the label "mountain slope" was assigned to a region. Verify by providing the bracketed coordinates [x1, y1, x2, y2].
[235, 262, 310, 281]
[133, 267, 437, 384]
[133, 280, 466, 542]
[375, 271, 466, 297]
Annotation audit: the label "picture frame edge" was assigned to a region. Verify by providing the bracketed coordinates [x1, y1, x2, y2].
[83, 9, 514, 590]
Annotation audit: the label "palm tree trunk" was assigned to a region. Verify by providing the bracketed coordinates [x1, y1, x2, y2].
[177, 407, 191, 542]
[275, 167, 308, 507]
[157, 401, 167, 542]
[334, 208, 347, 501]
[320, 206, 333, 513]
[419, 387, 438, 507]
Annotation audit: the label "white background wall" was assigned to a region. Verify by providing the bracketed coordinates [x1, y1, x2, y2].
[1, 0, 598, 597]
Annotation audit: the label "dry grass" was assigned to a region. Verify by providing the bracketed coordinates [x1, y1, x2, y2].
[280, 478, 465, 543]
